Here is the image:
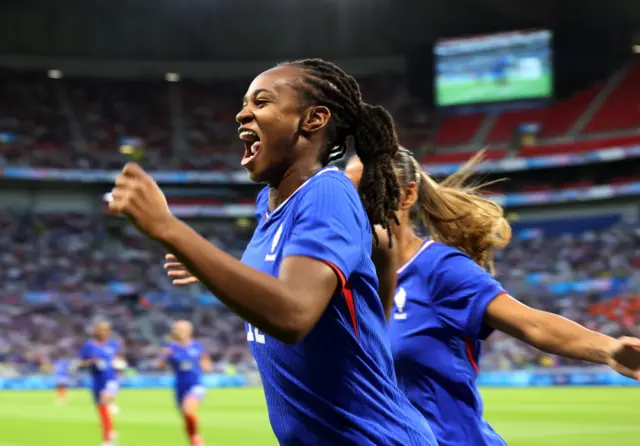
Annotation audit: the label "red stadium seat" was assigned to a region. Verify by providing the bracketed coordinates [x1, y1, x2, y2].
[583, 60, 640, 133]
[433, 114, 484, 147]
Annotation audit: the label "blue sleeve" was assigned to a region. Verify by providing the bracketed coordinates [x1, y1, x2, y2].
[160, 343, 173, 361]
[79, 343, 92, 360]
[431, 251, 506, 340]
[282, 177, 364, 285]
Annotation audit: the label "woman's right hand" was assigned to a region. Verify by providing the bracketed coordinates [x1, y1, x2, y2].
[164, 254, 200, 286]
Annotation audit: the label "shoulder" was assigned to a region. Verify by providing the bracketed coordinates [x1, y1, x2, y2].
[418, 241, 472, 267]
[427, 242, 499, 292]
[302, 168, 357, 198]
[297, 169, 364, 215]
[402, 241, 482, 285]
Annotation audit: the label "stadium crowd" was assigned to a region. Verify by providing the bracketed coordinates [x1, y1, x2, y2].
[0, 72, 431, 171]
[0, 210, 638, 376]
[1, 70, 639, 378]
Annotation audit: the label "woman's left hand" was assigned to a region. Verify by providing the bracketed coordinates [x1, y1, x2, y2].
[109, 163, 175, 240]
[607, 336, 640, 380]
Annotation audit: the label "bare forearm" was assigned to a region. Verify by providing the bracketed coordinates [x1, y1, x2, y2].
[522, 312, 616, 364]
[158, 217, 302, 341]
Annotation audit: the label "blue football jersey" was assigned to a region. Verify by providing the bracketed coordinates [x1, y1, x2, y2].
[164, 341, 204, 389]
[54, 359, 72, 378]
[389, 240, 508, 446]
[79, 339, 120, 386]
[241, 167, 436, 446]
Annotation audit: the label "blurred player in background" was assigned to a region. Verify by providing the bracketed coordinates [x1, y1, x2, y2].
[51, 353, 77, 404]
[111, 58, 437, 445]
[346, 150, 640, 446]
[158, 320, 212, 446]
[79, 321, 126, 446]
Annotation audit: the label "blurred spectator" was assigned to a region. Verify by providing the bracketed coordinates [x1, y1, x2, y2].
[0, 211, 637, 375]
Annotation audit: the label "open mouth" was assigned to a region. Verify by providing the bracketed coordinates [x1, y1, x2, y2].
[239, 129, 262, 167]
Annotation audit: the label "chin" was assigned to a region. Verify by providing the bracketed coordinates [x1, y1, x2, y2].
[244, 166, 265, 184]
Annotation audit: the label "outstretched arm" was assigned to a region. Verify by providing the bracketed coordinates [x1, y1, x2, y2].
[200, 354, 214, 373]
[485, 294, 640, 379]
[109, 164, 355, 345]
[371, 225, 397, 322]
[430, 250, 640, 380]
[160, 220, 338, 345]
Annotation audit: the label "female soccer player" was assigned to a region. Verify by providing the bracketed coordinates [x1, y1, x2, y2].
[158, 320, 212, 446]
[345, 149, 640, 446]
[41, 353, 76, 404]
[79, 321, 123, 446]
[108, 59, 436, 445]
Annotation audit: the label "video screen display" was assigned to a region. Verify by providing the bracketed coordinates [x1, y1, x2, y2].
[434, 30, 552, 107]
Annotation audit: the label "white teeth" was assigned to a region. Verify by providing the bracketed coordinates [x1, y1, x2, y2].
[240, 130, 259, 141]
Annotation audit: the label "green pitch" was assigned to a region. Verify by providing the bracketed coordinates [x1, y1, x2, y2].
[0, 387, 638, 445]
[437, 73, 552, 106]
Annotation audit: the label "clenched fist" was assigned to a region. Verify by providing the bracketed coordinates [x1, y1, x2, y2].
[109, 163, 175, 240]
[607, 336, 640, 380]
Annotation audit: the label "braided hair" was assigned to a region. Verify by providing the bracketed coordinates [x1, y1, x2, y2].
[280, 58, 400, 246]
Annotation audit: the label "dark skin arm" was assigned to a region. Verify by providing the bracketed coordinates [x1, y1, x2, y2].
[108, 163, 340, 345]
[372, 225, 397, 322]
[161, 219, 338, 345]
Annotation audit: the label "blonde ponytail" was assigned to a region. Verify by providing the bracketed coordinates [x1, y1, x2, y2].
[414, 151, 511, 273]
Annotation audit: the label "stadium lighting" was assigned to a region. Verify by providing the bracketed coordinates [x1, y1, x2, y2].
[633, 45, 640, 54]
[47, 69, 62, 79]
[165, 72, 180, 82]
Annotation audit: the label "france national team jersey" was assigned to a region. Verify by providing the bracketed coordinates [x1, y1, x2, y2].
[54, 359, 73, 384]
[241, 167, 436, 446]
[163, 341, 205, 406]
[79, 339, 121, 403]
[389, 240, 508, 446]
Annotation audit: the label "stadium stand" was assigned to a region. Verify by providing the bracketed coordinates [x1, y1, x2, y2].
[583, 59, 640, 134]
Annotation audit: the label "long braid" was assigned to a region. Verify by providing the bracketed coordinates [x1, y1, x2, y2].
[281, 58, 400, 246]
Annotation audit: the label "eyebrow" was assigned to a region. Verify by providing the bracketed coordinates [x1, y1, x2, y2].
[242, 88, 272, 104]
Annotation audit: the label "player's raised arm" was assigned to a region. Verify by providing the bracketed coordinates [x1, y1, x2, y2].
[78, 342, 96, 368]
[156, 347, 171, 369]
[109, 162, 336, 344]
[485, 294, 640, 380]
[199, 354, 213, 373]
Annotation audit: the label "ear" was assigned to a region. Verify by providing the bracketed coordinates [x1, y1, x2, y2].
[300, 105, 331, 135]
[399, 181, 418, 211]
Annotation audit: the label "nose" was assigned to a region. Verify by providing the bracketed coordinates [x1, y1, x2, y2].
[236, 106, 253, 125]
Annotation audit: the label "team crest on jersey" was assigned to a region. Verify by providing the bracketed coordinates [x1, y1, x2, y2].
[265, 223, 283, 261]
[394, 287, 408, 320]
[188, 347, 199, 357]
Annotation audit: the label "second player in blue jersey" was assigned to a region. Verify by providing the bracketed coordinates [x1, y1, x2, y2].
[347, 149, 640, 446]
[159, 320, 212, 446]
[79, 321, 125, 446]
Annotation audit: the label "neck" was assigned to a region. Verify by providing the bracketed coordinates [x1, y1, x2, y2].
[268, 157, 323, 211]
[393, 222, 424, 269]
